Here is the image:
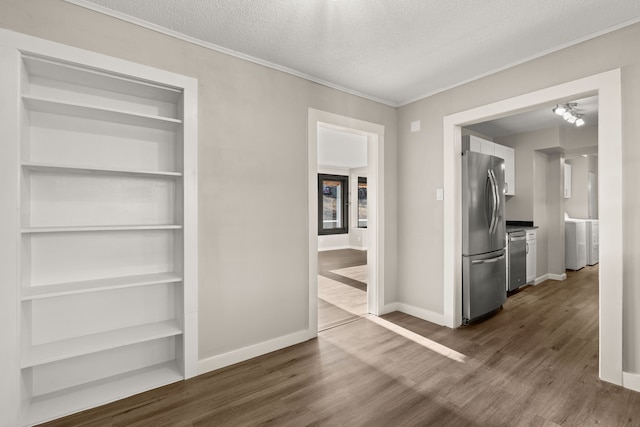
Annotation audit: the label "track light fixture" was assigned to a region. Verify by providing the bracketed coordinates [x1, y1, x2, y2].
[552, 103, 585, 127]
[553, 105, 567, 116]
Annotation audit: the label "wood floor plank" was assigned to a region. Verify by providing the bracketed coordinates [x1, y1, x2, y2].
[38, 264, 640, 426]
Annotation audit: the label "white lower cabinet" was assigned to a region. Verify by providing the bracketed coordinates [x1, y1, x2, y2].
[526, 230, 537, 284]
[0, 30, 198, 426]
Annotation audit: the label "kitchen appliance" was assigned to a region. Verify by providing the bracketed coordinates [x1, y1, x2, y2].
[461, 143, 507, 324]
[585, 219, 599, 265]
[565, 219, 587, 270]
[507, 230, 526, 291]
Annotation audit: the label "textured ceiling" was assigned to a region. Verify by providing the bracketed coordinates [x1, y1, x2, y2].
[68, 0, 640, 106]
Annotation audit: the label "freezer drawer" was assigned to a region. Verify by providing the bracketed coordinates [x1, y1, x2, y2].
[462, 250, 507, 323]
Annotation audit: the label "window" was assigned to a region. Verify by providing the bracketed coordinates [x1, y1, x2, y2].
[318, 174, 348, 235]
[358, 177, 367, 228]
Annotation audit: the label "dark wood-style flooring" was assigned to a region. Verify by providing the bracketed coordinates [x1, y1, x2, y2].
[40, 263, 640, 426]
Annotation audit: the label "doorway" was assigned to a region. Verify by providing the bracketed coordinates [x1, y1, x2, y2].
[307, 109, 385, 336]
[443, 70, 623, 386]
[317, 127, 368, 331]
[317, 249, 368, 331]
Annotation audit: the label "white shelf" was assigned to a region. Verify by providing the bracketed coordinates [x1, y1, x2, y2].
[22, 54, 182, 104]
[22, 162, 182, 178]
[25, 361, 182, 426]
[22, 320, 183, 368]
[22, 272, 182, 300]
[22, 224, 182, 234]
[22, 95, 182, 131]
[5, 38, 197, 427]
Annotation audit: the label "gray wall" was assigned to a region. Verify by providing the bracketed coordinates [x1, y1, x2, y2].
[565, 156, 590, 219]
[533, 152, 549, 277]
[494, 125, 598, 277]
[397, 23, 640, 372]
[564, 125, 599, 219]
[495, 127, 561, 221]
[5, 0, 640, 376]
[0, 0, 398, 362]
[546, 153, 566, 277]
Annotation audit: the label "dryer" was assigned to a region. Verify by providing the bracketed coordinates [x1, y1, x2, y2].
[565, 219, 587, 270]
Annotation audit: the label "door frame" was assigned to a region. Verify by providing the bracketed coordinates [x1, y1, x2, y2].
[308, 109, 385, 336]
[443, 70, 623, 385]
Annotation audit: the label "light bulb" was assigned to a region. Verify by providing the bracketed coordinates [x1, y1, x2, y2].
[567, 115, 577, 124]
[576, 118, 585, 127]
[563, 111, 572, 120]
[554, 105, 566, 115]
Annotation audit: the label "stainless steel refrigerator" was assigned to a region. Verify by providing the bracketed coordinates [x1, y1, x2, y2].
[462, 146, 507, 324]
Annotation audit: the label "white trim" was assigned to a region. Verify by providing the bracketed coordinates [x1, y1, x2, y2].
[0, 29, 200, 424]
[308, 109, 385, 337]
[383, 303, 446, 326]
[197, 330, 311, 375]
[534, 273, 567, 284]
[318, 245, 351, 252]
[443, 70, 623, 386]
[317, 245, 368, 252]
[0, 43, 21, 427]
[623, 371, 640, 393]
[63, 0, 395, 107]
[382, 302, 400, 315]
[0, 28, 194, 89]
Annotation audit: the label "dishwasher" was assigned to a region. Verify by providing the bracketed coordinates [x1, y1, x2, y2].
[507, 230, 527, 291]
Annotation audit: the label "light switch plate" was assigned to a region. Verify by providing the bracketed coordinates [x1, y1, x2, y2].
[411, 120, 421, 132]
[436, 188, 444, 200]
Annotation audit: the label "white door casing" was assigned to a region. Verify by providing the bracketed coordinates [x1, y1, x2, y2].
[308, 109, 385, 336]
[443, 70, 623, 385]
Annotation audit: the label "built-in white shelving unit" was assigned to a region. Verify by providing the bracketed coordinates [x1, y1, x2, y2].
[0, 30, 197, 426]
[22, 162, 184, 178]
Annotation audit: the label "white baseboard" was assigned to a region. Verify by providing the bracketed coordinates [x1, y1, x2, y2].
[198, 329, 313, 375]
[382, 302, 446, 326]
[535, 273, 567, 284]
[623, 371, 640, 392]
[381, 302, 400, 315]
[318, 245, 367, 252]
[318, 245, 350, 252]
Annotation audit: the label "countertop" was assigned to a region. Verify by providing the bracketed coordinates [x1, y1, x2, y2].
[506, 221, 538, 233]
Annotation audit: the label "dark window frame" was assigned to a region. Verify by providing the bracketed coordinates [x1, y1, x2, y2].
[357, 177, 367, 229]
[318, 173, 349, 235]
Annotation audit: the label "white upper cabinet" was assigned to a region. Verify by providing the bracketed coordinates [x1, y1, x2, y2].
[466, 135, 516, 196]
[468, 134, 495, 155]
[494, 143, 515, 196]
[565, 163, 572, 198]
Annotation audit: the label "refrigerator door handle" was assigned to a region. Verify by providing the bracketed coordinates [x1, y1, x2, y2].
[472, 254, 506, 264]
[487, 169, 499, 234]
[485, 171, 494, 231]
[492, 169, 500, 227]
